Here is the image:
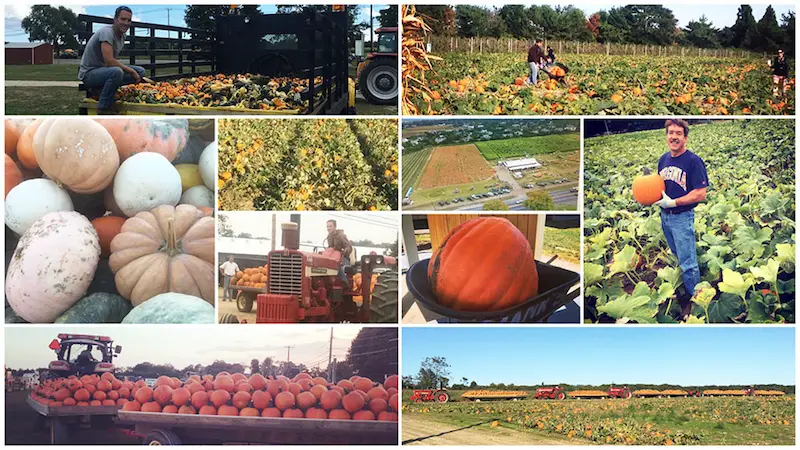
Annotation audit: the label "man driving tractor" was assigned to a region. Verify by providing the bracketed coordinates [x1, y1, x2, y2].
[74, 346, 98, 375]
[326, 220, 353, 289]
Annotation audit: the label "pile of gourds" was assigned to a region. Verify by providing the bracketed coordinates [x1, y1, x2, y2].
[116, 74, 324, 112]
[4, 118, 217, 324]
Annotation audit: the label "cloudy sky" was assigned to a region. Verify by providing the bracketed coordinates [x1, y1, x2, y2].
[4, 4, 391, 42]
[5, 325, 364, 370]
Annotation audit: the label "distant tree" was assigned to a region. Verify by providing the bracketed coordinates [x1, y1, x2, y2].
[184, 5, 262, 41]
[625, 5, 678, 46]
[416, 5, 456, 36]
[456, 5, 490, 37]
[586, 13, 601, 39]
[260, 357, 275, 377]
[528, 5, 560, 39]
[684, 15, 720, 48]
[755, 5, 781, 52]
[483, 199, 510, 211]
[469, 380, 478, 388]
[418, 356, 450, 389]
[730, 5, 758, 48]
[557, 6, 593, 41]
[277, 5, 367, 48]
[347, 328, 398, 381]
[378, 5, 398, 28]
[205, 360, 245, 376]
[327, 360, 354, 383]
[218, 214, 234, 237]
[524, 191, 555, 210]
[402, 375, 416, 389]
[237, 232, 253, 239]
[249, 359, 260, 375]
[21, 5, 79, 53]
[499, 5, 531, 39]
[597, 8, 632, 43]
[485, 9, 507, 38]
[779, 12, 795, 56]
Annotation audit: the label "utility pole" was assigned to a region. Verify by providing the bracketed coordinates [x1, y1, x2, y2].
[285, 345, 294, 362]
[370, 4, 374, 53]
[327, 327, 333, 379]
[165, 8, 174, 26]
[271, 214, 277, 251]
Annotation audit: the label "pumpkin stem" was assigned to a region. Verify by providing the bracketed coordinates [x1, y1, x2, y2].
[643, 167, 652, 176]
[166, 218, 178, 255]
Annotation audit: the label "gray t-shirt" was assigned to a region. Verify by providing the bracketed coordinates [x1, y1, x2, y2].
[78, 26, 125, 80]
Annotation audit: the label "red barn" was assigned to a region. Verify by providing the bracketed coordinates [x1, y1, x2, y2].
[5, 42, 54, 65]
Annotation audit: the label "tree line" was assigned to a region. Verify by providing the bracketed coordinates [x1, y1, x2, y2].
[417, 5, 795, 55]
[403, 357, 795, 394]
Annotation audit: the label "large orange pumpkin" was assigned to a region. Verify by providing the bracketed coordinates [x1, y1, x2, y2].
[427, 217, 539, 312]
[95, 118, 188, 162]
[91, 216, 126, 257]
[4, 154, 23, 199]
[632, 169, 666, 205]
[16, 118, 43, 169]
[109, 204, 214, 306]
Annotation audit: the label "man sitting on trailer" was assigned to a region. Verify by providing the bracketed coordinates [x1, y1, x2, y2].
[78, 6, 145, 114]
[326, 220, 353, 289]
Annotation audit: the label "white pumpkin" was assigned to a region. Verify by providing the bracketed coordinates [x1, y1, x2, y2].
[198, 141, 216, 190]
[5, 179, 75, 235]
[113, 152, 182, 217]
[179, 185, 213, 208]
[5, 211, 101, 323]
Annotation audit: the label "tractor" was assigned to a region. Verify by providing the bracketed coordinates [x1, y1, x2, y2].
[535, 386, 567, 400]
[356, 27, 398, 105]
[228, 222, 398, 324]
[607, 385, 632, 399]
[409, 389, 450, 403]
[43, 334, 121, 380]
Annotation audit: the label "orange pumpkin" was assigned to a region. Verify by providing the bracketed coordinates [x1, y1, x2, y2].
[95, 118, 188, 162]
[427, 217, 539, 312]
[16, 118, 43, 169]
[514, 77, 525, 86]
[5, 119, 19, 155]
[550, 66, 565, 77]
[91, 216, 126, 257]
[5, 154, 23, 199]
[632, 169, 666, 206]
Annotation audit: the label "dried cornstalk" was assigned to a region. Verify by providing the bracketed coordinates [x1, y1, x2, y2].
[402, 5, 441, 115]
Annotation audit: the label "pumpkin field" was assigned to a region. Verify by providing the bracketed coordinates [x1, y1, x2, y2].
[407, 53, 795, 116]
[217, 118, 398, 211]
[583, 120, 795, 324]
[4, 118, 216, 324]
[403, 396, 795, 445]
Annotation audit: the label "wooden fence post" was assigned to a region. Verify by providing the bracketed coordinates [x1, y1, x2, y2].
[606, 42, 610, 56]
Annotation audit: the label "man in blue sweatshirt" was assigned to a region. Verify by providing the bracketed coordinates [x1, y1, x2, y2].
[654, 119, 709, 318]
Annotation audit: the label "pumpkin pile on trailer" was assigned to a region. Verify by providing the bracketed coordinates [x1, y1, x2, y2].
[4, 118, 217, 324]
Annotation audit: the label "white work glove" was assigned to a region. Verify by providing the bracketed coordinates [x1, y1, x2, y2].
[654, 191, 677, 209]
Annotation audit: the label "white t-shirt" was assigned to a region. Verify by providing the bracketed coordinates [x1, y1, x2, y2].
[220, 261, 239, 277]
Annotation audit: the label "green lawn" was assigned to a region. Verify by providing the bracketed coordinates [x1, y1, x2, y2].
[5, 87, 84, 115]
[5, 64, 213, 81]
[409, 178, 503, 209]
[475, 134, 580, 162]
[543, 226, 580, 263]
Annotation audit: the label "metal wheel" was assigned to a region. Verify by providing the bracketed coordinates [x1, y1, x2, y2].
[237, 292, 254, 313]
[435, 391, 450, 403]
[557, 392, 566, 400]
[145, 429, 182, 445]
[359, 59, 398, 105]
[369, 270, 398, 323]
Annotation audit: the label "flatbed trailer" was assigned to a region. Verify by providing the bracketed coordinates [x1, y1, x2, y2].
[27, 396, 119, 445]
[116, 411, 398, 445]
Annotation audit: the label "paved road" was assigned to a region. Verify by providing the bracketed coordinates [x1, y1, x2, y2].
[461, 188, 578, 211]
[403, 413, 574, 445]
[5, 80, 80, 87]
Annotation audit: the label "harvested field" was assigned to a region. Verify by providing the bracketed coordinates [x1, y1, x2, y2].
[418, 144, 495, 189]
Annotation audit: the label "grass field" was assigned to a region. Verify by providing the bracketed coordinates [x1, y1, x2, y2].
[403, 396, 795, 445]
[476, 133, 580, 161]
[5, 63, 214, 81]
[5, 87, 83, 115]
[518, 150, 581, 185]
[402, 147, 434, 190]
[410, 179, 504, 207]
[543, 227, 580, 263]
[418, 144, 495, 189]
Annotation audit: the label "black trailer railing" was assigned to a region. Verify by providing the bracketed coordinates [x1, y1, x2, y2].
[77, 14, 216, 80]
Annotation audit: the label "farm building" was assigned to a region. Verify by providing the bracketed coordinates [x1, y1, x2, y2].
[502, 157, 542, 171]
[5, 42, 53, 65]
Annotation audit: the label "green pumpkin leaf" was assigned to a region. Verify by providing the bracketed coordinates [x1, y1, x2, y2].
[657, 266, 683, 287]
[690, 281, 716, 310]
[718, 269, 754, 300]
[584, 263, 604, 286]
[597, 295, 657, 324]
[684, 315, 706, 324]
[732, 226, 772, 259]
[607, 245, 638, 277]
[707, 293, 745, 323]
[750, 259, 779, 286]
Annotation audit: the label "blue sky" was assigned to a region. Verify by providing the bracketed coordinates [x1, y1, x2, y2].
[403, 327, 796, 386]
[4, 4, 391, 42]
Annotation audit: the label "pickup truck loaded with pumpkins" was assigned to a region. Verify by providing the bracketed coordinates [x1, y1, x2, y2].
[76, 6, 397, 115]
[26, 334, 399, 444]
[220, 222, 398, 324]
[5, 118, 217, 325]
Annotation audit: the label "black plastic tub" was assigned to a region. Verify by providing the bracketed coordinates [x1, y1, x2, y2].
[406, 259, 580, 323]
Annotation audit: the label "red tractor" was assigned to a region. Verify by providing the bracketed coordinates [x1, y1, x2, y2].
[226, 222, 398, 324]
[44, 334, 121, 380]
[356, 27, 398, 105]
[607, 385, 632, 399]
[410, 389, 450, 403]
[535, 386, 567, 400]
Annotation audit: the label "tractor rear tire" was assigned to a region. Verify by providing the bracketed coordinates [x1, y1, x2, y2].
[237, 292, 255, 313]
[435, 391, 450, 403]
[557, 392, 566, 400]
[219, 313, 239, 324]
[370, 270, 398, 323]
[359, 58, 398, 105]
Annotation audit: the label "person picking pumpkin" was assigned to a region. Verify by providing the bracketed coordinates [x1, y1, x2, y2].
[78, 6, 145, 115]
[219, 256, 240, 302]
[527, 39, 545, 85]
[767, 49, 789, 97]
[326, 220, 353, 289]
[653, 119, 709, 319]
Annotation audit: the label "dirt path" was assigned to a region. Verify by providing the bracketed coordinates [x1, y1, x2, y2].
[402, 414, 573, 445]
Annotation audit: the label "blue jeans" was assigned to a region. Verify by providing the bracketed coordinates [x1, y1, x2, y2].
[339, 256, 350, 285]
[661, 210, 700, 295]
[82, 65, 145, 110]
[528, 62, 539, 84]
[223, 275, 232, 300]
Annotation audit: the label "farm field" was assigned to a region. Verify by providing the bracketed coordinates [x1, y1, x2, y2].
[517, 151, 581, 185]
[584, 120, 795, 323]
[403, 396, 795, 445]
[417, 144, 495, 189]
[408, 53, 795, 116]
[402, 147, 435, 191]
[476, 133, 579, 161]
[217, 118, 398, 211]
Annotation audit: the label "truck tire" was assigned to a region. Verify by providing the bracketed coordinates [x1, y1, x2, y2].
[219, 313, 239, 324]
[369, 270, 398, 323]
[145, 429, 182, 445]
[358, 58, 398, 105]
[237, 292, 255, 313]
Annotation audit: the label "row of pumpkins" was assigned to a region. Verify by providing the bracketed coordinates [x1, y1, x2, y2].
[31, 371, 399, 421]
[4, 118, 216, 324]
[233, 266, 268, 289]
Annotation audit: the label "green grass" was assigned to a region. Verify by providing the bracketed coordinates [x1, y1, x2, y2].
[5, 87, 84, 115]
[543, 226, 580, 263]
[475, 133, 580, 162]
[409, 179, 504, 209]
[401, 147, 434, 191]
[5, 64, 213, 81]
